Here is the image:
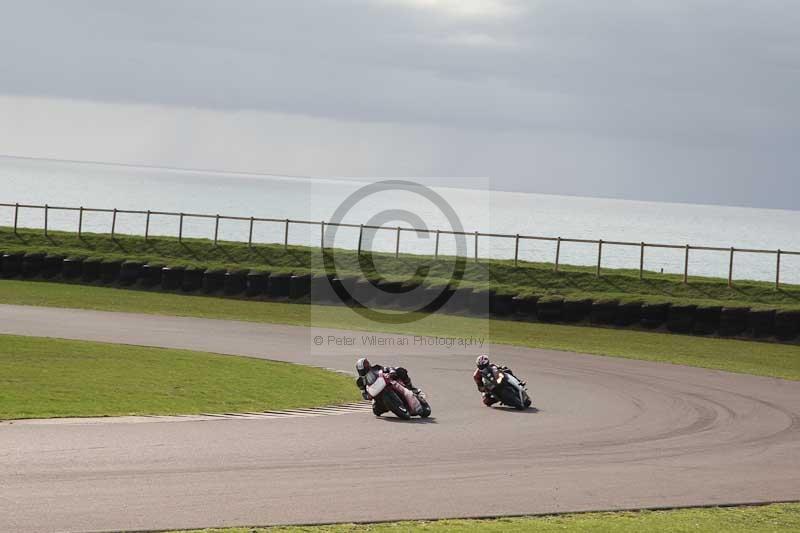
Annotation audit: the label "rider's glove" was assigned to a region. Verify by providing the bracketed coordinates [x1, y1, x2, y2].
[361, 391, 370, 400]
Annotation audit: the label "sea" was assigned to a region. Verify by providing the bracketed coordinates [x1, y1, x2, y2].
[1, 156, 798, 284]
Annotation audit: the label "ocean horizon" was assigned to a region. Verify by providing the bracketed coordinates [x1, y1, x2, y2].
[2, 156, 798, 284]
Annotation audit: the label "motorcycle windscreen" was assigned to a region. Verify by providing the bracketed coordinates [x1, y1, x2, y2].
[504, 373, 520, 387]
[366, 374, 387, 397]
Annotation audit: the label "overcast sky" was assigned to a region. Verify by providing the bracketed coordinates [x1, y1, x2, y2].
[1, 1, 798, 209]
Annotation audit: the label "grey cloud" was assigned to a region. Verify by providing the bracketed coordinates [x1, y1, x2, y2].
[1, 0, 798, 208]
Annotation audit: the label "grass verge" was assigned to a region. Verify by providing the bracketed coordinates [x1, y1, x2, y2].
[0, 334, 359, 419]
[3, 227, 799, 309]
[2, 279, 799, 380]
[174, 503, 800, 532]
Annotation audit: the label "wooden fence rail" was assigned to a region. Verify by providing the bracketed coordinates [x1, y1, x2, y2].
[2, 201, 798, 289]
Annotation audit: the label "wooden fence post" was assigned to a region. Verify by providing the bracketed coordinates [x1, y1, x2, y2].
[474, 231, 479, 263]
[145, 210, 150, 240]
[78, 206, 84, 237]
[683, 244, 690, 284]
[639, 242, 645, 279]
[776, 250, 781, 290]
[13, 202, 18, 235]
[44, 204, 49, 237]
[728, 247, 735, 287]
[111, 208, 117, 239]
[596, 239, 603, 277]
[178, 213, 184, 242]
[434, 230, 440, 259]
[555, 237, 561, 272]
[284, 219, 289, 249]
[248, 217, 254, 247]
[357, 224, 363, 256]
[214, 214, 220, 246]
[395, 226, 401, 258]
[514, 234, 520, 266]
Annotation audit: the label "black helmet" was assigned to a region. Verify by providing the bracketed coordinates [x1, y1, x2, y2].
[476, 354, 490, 369]
[356, 357, 371, 376]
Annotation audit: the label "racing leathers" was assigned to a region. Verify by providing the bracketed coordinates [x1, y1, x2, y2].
[356, 365, 416, 416]
[473, 364, 522, 406]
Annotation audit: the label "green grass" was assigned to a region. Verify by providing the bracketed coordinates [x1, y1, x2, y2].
[0, 334, 359, 419]
[2, 279, 799, 380]
[175, 503, 800, 532]
[3, 227, 799, 310]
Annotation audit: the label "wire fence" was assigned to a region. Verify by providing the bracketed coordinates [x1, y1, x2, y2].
[2, 201, 798, 289]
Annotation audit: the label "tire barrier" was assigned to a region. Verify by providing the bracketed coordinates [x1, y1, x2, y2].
[161, 266, 185, 291]
[246, 271, 270, 297]
[181, 267, 205, 292]
[693, 305, 722, 335]
[289, 274, 312, 300]
[81, 257, 102, 282]
[537, 296, 564, 322]
[490, 292, 515, 318]
[4, 244, 799, 344]
[667, 304, 697, 333]
[22, 252, 46, 278]
[774, 310, 800, 341]
[512, 295, 538, 319]
[334, 276, 359, 306]
[1, 252, 24, 278]
[424, 284, 454, 312]
[309, 274, 334, 303]
[590, 300, 617, 325]
[62, 256, 85, 280]
[748, 309, 776, 338]
[140, 263, 165, 287]
[719, 307, 749, 337]
[100, 259, 122, 284]
[268, 273, 292, 298]
[202, 268, 226, 294]
[564, 298, 592, 322]
[352, 278, 380, 307]
[614, 301, 642, 327]
[395, 280, 425, 310]
[443, 286, 471, 314]
[224, 269, 249, 296]
[42, 254, 65, 279]
[641, 302, 670, 329]
[375, 280, 404, 308]
[468, 289, 492, 317]
[119, 261, 143, 286]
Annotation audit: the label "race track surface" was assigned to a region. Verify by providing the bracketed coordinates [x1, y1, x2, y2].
[1, 304, 799, 532]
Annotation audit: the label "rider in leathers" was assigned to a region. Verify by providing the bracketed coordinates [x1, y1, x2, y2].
[355, 357, 416, 416]
[473, 354, 524, 406]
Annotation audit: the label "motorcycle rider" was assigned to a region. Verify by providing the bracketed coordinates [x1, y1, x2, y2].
[473, 354, 525, 406]
[355, 357, 417, 416]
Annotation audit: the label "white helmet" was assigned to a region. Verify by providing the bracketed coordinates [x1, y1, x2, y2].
[356, 357, 371, 376]
[476, 354, 490, 369]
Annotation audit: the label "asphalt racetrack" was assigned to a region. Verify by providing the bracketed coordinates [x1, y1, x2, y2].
[1, 304, 799, 532]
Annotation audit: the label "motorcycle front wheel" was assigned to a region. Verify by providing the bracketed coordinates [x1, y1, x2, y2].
[383, 389, 411, 420]
[499, 384, 525, 409]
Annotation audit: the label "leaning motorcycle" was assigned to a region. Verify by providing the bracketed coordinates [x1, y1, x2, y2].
[482, 368, 532, 410]
[364, 368, 431, 419]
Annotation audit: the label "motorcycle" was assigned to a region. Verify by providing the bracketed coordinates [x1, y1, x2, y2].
[482, 367, 532, 410]
[364, 368, 431, 419]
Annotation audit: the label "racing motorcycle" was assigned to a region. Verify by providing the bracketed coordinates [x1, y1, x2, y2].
[364, 368, 431, 419]
[481, 366, 532, 410]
